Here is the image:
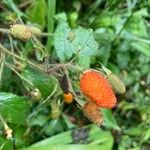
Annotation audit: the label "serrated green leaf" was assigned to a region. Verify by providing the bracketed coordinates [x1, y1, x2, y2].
[73, 27, 98, 56]
[22, 67, 59, 99]
[0, 92, 29, 125]
[54, 20, 99, 61]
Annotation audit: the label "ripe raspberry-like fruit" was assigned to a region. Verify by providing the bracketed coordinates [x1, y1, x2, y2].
[83, 101, 103, 126]
[80, 70, 116, 108]
[63, 92, 73, 104]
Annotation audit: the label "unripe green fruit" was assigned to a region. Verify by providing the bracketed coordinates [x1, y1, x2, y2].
[100, 63, 126, 94]
[30, 27, 41, 36]
[51, 102, 61, 120]
[107, 73, 126, 94]
[31, 88, 41, 100]
[10, 24, 32, 40]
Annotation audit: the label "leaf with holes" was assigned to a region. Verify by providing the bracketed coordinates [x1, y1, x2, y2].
[54, 20, 99, 61]
[72, 27, 99, 56]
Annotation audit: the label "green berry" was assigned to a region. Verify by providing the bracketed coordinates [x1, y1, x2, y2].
[10, 24, 32, 40]
[107, 73, 126, 94]
[30, 27, 41, 36]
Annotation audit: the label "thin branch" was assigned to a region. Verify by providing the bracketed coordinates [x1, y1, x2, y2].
[5, 62, 34, 87]
[0, 113, 12, 139]
[8, 34, 16, 63]
[18, 0, 34, 8]
[0, 51, 5, 88]
[0, 43, 44, 72]
[0, 28, 10, 34]
[65, 69, 85, 107]
[47, 63, 82, 74]
[39, 32, 54, 37]
[39, 84, 58, 106]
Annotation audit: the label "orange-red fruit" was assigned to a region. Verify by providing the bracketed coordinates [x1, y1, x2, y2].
[63, 92, 73, 104]
[80, 70, 117, 108]
[83, 101, 103, 126]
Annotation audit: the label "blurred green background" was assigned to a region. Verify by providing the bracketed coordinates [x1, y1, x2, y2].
[0, 0, 150, 150]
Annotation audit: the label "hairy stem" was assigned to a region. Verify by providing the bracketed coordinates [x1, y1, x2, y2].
[5, 62, 34, 87]
[65, 69, 85, 107]
[0, 43, 43, 71]
[0, 28, 10, 34]
[0, 51, 5, 88]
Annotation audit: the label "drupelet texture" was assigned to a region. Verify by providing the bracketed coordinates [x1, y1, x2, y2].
[80, 70, 117, 108]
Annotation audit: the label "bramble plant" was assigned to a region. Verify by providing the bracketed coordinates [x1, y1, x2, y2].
[0, 11, 125, 149]
[0, 1, 150, 150]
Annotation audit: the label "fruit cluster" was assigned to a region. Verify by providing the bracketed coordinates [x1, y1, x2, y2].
[79, 69, 125, 125]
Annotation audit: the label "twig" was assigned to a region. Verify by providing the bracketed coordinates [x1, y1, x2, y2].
[47, 63, 82, 74]
[0, 51, 5, 88]
[0, 28, 10, 34]
[5, 62, 34, 87]
[0, 113, 13, 139]
[9, 35, 14, 53]
[65, 69, 85, 107]
[39, 84, 58, 106]
[8, 34, 16, 63]
[47, 64, 67, 73]
[40, 32, 54, 37]
[18, 0, 34, 8]
[0, 43, 81, 77]
[0, 43, 44, 72]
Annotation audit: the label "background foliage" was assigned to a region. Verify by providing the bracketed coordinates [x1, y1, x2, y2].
[0, 0, 150, 150]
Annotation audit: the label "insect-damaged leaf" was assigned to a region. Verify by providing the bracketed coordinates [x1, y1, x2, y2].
[54, 21, 99, 61]
[72, 27, 99, 57]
